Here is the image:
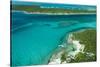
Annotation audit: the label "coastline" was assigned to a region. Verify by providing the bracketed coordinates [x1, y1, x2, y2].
[48, 33, 85, 64]
[11, 8, 96, 63]
[48, 29, 96, 64]
[12, 10, 96, 15]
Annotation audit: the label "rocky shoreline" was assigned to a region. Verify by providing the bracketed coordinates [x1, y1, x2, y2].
[48, 29, 96, 64]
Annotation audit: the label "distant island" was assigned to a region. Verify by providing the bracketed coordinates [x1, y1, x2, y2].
[11, 4, 96, 15]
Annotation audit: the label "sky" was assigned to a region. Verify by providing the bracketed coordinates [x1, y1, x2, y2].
[12, 0, 97, 5]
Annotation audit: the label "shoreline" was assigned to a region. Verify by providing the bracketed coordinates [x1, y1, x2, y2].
[48, 33, 85, 64]
[12, 10, 96, 15]
[48, 29, 96, 64]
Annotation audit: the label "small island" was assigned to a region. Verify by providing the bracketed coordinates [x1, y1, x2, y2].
[11, 4, 96, 15]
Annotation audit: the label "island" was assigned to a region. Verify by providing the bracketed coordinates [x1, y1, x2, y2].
[11, 5, 96, 15]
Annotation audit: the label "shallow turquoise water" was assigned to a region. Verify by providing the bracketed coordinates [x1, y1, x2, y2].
[11, 12, 96, 66]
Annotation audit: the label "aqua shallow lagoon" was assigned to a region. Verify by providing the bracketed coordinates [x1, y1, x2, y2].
[11, 12, 96, 66]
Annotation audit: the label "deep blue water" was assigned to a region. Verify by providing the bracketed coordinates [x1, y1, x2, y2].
[11, 12, 96, 66]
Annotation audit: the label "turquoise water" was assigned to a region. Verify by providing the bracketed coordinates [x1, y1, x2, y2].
[11, 12, 96, 66]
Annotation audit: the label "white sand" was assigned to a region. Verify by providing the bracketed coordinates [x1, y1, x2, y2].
[49, 34, 85, 64]
[68, 40, 85, 57]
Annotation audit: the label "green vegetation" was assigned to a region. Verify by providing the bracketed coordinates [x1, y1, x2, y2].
[60, 51, 67, 63]
[59, 29, 96, 63]
[69, 52, 96, 63]
[71, 29, 96, 62]
[73, 29, 96, 53]
[11, 5, 96, 14]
